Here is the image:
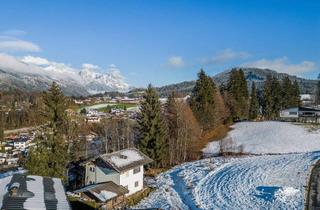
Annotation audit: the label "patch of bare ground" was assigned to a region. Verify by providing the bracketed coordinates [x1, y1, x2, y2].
[188, 123, 231, 160]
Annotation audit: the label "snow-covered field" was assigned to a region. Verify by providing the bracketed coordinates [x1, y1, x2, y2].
[136, 152, 320, 210]
[136, 122, 320, 210]
[203, 121, 320, 155]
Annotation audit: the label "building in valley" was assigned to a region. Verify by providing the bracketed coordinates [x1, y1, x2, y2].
[280, 106, 320, 123]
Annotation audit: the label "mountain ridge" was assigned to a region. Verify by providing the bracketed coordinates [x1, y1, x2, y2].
[0, 54, 129, 96]
[155, 67, 318, 97]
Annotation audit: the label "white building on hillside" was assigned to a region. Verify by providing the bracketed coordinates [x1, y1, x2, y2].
[83, 148, 153, 195]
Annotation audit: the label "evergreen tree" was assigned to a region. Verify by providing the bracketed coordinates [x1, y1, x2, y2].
[190, 69, 217, 130]
[281, 76, 293, 109]
[249, 82, 259, 120]
[263, 75, 282, 119]
[0, 111, 4, 152]
[292, 80, 301, 107]
[226, 69, 249, 120]
[316, 80, 320, 105]
[271, 76, 282, 119]
[25, 82, 69, 179]
[137, 84, 167, 167]
[263, 75, 274, 119]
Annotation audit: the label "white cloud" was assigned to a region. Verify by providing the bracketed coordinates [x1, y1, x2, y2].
[0, 40, 41, 52]
[82, 63, 100, 70]
[202, 49, 250, 64]
[242, 57, 316, 75]
[168, 56, 184, 68]
[21, 56, 49, 65]
[2, 30, 27, 36]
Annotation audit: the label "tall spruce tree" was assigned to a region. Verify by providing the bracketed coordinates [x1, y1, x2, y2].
[292, 80, 301, 107]
[271, 76, 282, 119]
[263, 75, 274, 119]
[25, 82, 69, 179]
[137, 84, 167, 167]
[281, 76, 293, 109]
[190, 69, 217, 130]
[316, 80, 320, 105]
[0, 111, 4, 151]
[263, 75, 282, 119]
[226, 69, 249, 120]
[249, 82, 259, 120]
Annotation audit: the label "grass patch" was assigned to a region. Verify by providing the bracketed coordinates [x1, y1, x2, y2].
[97, 103, 138, 113]
[68, 196, 96, 210]
[125, 187, 155, 207]
[144, 168, 169, 177]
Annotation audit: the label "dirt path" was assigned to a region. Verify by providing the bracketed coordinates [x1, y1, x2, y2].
[305, 160, 320, 210]
[170, 169, 201, 210]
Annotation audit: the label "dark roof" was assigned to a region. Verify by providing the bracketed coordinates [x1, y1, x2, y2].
[73, 181, 128, 202]
[0, 174, 70, 210]
[299, 107, 320, 112]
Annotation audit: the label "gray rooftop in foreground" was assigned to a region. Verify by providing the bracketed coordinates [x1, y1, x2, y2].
[0, 174, 70, 210]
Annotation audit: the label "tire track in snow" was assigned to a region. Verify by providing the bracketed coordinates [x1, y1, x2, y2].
[194, 153, 320, 209]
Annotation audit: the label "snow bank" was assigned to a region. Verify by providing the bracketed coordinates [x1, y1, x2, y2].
[136, 152, 320, 210]
[204, 121, 320, 155]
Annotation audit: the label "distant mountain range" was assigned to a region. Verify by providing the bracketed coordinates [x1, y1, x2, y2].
[0, 56, 317, 97]
[0, 54, 129, 96]
[155, 68, 318, 97]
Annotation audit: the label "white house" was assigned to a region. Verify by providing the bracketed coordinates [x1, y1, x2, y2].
[13, 139, 29, 151]
[280, 107, 299, 119]
[280, 106, 320, 123]
[83, 148, 152, 195]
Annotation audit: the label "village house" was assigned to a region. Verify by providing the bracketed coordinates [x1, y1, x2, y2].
[81, 148, 152, 196]
[280, 106, 320, 123]
[13, 138, 29, 151]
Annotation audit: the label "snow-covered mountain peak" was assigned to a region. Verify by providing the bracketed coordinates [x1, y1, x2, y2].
[79, 63, 129, 94]
[0, 54, 130, 96]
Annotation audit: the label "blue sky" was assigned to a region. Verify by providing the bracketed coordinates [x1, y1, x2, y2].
[0, 0, 319, 87]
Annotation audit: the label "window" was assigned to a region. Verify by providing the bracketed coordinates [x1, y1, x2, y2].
[135, 181, 139, 187]
[133, 167, 141, 174]
[89, 167, 95, 172]
[289, 112, 297, 115]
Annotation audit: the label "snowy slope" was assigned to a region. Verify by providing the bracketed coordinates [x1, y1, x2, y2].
[136, 152, 320, 210]
[203, 121, 320, 155]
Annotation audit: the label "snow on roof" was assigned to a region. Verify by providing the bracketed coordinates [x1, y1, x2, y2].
[100, 148, 153, 172]
[24, 175, 46, 210]
[73, 181, 128, 202]
[110, 150, 144, 167]
[300, 94, 312, 100]
[0, 174, 70, 210]
[93, 190, 117, 202]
